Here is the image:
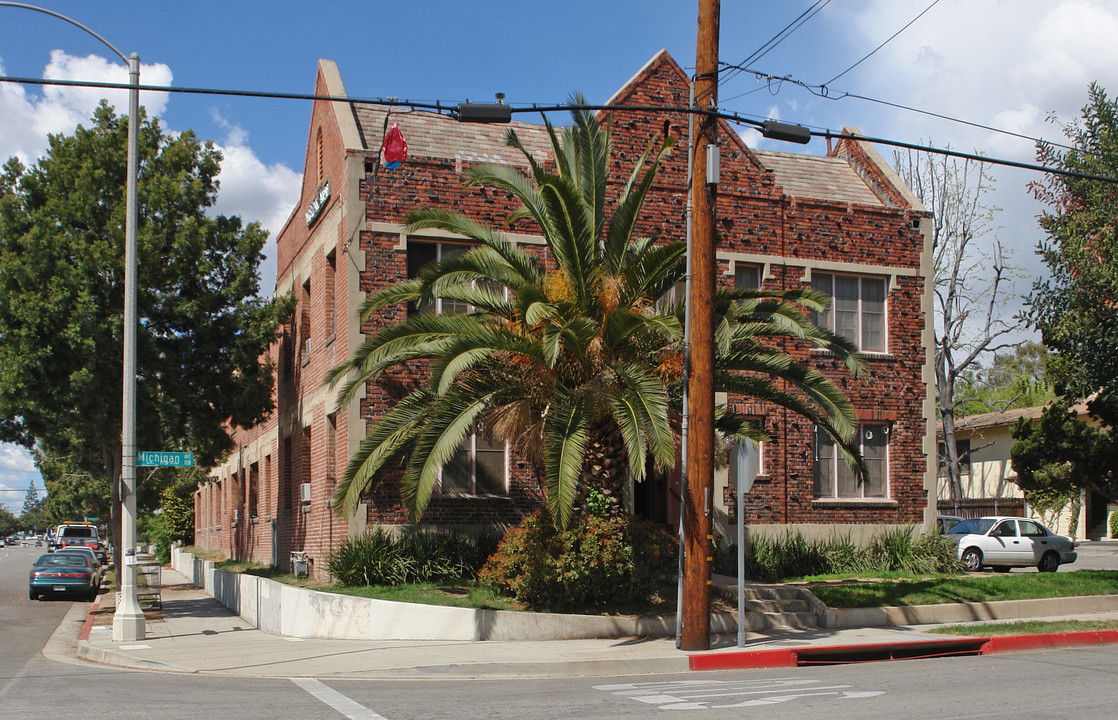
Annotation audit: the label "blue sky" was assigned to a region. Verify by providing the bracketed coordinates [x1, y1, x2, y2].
[2, 0, 1118, 512]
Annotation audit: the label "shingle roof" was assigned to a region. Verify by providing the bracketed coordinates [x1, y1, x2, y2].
[943, 402, 1092, 435]
[351, 106, 554, 166]
[752, 149, 886, 207]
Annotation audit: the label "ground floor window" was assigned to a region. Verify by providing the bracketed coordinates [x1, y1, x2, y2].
[439, 428, 507, 495]
[814, 424, 889, 498]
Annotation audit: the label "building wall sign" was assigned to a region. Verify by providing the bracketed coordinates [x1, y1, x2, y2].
[304, 179, 331, 227]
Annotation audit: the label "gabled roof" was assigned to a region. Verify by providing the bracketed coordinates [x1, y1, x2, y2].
[351, 106, 554, 166]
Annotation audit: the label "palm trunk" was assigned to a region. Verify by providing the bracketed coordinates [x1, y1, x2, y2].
[575, 419, 629, 521]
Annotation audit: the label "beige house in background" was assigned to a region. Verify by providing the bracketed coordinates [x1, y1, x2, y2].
[939, 403, 1114, 539]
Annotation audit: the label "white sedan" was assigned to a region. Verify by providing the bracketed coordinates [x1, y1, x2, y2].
[945, 516, 1078, 573]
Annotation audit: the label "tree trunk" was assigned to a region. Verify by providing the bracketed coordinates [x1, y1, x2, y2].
[575, 418, 629, 521]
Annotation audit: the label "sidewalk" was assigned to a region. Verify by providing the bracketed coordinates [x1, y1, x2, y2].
[75, 567, 1118, 679]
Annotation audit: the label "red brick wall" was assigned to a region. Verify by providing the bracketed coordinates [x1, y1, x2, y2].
[196, 53, 931, 570]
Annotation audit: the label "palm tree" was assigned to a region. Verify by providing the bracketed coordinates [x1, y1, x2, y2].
[328, 102, 866, 529]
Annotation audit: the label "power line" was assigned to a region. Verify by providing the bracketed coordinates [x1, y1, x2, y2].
[822, 0, 943, 86]
[720, 0, 833, 88]
[2, 74, 1116, 186]
[718, 64, 1084, 157]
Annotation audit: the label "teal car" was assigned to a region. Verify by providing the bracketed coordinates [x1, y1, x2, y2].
[29, 552, 101, 601]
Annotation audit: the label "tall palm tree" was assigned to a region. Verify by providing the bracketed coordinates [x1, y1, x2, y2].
[328, 102, 866, 529]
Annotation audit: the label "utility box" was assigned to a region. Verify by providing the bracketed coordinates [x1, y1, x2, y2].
[290, 550, 309, 578]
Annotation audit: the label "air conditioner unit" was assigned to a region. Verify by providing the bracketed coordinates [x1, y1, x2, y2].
[299, 482, 312, 503]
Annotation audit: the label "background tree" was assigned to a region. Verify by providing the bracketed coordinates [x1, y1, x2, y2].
[894, 149, 1020, 502]
[0, 505, 18, 537]
[139, 473, 198, 564]
[330, 104, 865, 529]
[20, 480, 42, 518]
[1029, 82, 1118, 428]
[954, 340, 1054, 415]
[0, 103, 293, 571]
[35, 449, 112, 527]
[1010, 401, 1118, 537]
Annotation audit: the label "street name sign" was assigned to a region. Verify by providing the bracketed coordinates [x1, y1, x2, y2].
[137, 451, 194, 468]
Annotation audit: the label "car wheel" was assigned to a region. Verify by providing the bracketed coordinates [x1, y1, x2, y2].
[962, 547, 983, 572]
[29, 590, 37, 600]
[1038, 551, 1060, 573]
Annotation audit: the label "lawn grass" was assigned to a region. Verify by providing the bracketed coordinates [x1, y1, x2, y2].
[930, 619, 1118, 636]
[322, 581, 522, 611]
[804, 570, 1118, 608]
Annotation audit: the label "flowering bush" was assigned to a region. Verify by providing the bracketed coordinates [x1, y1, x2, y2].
[477, 511, 675, 611]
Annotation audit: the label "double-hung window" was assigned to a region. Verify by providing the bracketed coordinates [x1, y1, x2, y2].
[406, 239, 508, 496]
[811, 273, 886, 352]
[814, 424, 889, 499]
[441, 426, 507, 495]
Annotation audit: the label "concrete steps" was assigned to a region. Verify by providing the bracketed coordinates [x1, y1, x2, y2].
[714, 578, 826, 631]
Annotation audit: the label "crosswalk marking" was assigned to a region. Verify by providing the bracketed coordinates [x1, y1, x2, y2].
[292, 677, 388, 720]
[594, 677, 884, 711]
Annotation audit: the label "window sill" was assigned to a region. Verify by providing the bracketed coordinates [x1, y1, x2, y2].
[324, 334, 336, 348]
[811, 349, 894, 361]
[435, 492, 510, 500]
[812, 498, 897, 508]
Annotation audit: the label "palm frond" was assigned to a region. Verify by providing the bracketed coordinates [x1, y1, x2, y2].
[402, 387, 497, 521]
[333, 390, 436, 519]
[543, 394, 590, 529]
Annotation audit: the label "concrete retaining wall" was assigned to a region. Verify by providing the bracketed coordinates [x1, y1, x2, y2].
[170, 547, 735, 641]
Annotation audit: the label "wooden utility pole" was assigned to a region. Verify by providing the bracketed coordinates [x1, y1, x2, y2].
[681, 0, 719, 652]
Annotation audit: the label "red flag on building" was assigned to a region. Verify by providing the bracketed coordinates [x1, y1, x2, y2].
[382, 122, 407, 168]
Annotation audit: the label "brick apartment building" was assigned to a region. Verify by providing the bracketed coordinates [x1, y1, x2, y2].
[194, 51, 936, 576]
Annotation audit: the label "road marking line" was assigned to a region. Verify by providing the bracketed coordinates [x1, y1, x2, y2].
[119, 644, 151, 650]
[291, 677, 388, 720]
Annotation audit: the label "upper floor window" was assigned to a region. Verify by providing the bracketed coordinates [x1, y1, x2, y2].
[811, 273, 886, 352]
[407, 240, 472, 315]
[814, 423, 889, 499]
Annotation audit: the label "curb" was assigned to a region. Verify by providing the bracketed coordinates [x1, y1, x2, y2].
[688, 631, 1118, 671]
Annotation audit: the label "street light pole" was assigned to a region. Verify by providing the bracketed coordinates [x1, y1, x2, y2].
[0, 2, 145, 641]
[115, 50, 145, 642]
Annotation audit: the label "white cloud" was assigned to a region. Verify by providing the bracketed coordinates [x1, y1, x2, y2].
[209, 113, 302, 294]
[0, 51, 171, 166]
[826, 0, 1118, 336]
[0, 443, 40, 515]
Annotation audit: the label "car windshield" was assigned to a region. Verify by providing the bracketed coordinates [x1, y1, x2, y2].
[948, 518, 997, 535]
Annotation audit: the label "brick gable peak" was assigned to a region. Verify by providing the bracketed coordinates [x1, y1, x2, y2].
[831, 127, 926, 211]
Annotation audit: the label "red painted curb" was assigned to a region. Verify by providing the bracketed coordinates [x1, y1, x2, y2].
[981, 630, 1118, 655]
[689, 631, 1118, 671]
[79, 596, 101, 642]
[690, 648, 798, 671]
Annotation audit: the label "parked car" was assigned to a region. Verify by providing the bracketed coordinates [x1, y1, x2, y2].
[53, 546, 102, 573]
[29, 552, 101, 601]
[937, 515, 964, 534]
[946, 516, 1078, 572]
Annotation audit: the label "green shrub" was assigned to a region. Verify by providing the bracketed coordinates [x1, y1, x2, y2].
[326, 528, 497, 587]
[748, 527, 962, 581]
[1110, 511, 1118, 539]
[477, 511, 676, 611]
